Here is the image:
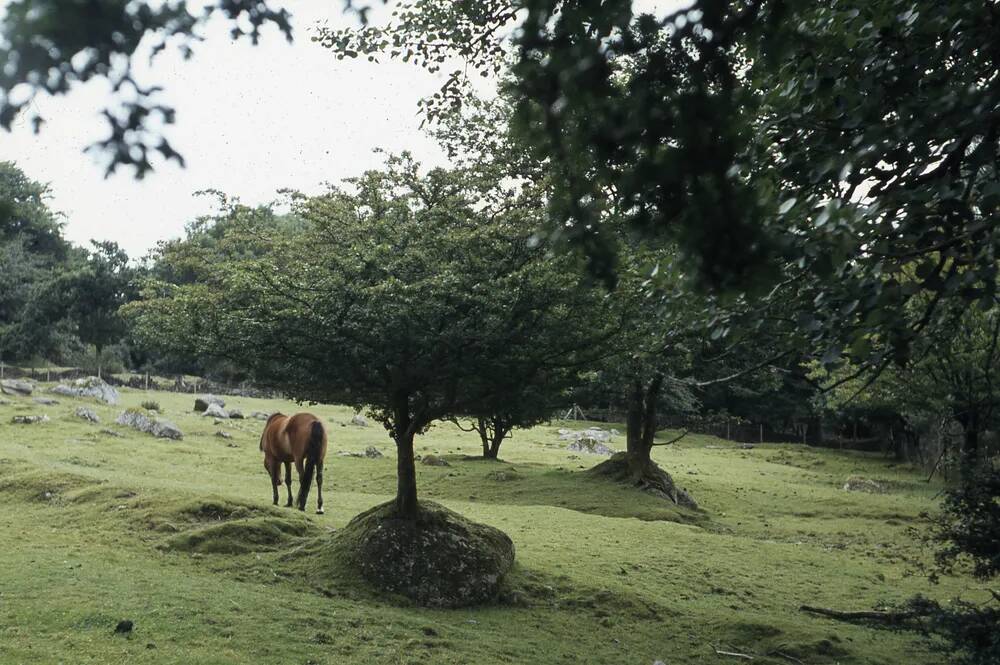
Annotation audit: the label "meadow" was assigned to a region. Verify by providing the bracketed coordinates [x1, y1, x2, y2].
[0, 384, 983, 664]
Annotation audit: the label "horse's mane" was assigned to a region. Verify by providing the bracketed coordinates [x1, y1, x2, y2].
[259, 412, 285, 450]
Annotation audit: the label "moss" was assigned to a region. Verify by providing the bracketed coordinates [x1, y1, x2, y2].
[320, 500, 515, 607]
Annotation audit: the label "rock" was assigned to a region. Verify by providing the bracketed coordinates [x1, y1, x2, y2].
[740, 443, 755, 450]
[333, 500, 515, 607]
[558, 427, 614, 444]
[421, 454, 450, 467]
[0, 379, 34, 396]
[115, 409, 183, 440]
[193, 395, 225, 412]
[100, 428, 124, 438]
[215, 430, 233, 439]
[364, 446, 383, 459]
[11, 414, 49, 424]
[152, 420, 183, 440]
[249, 411, 272, 420]
[49, 377, 119, 404]
[114, 620, 134, 635]
[567, 438, 615, 456]
[228, 409, 244, 419]
[350, 414, 368, 427]
[202, 403, 228, 419]
[33, 396, 59, 405]
[75, 407, 100, 423]
[843, 476, 887, 493]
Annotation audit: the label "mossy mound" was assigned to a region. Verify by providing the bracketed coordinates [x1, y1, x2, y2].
[588, 452, 698, 509]
[161, 516, 312, 554]
[333, 500, 515, 607]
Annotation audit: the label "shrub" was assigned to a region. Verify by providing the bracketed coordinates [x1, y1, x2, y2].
[141, 400, 161, 412]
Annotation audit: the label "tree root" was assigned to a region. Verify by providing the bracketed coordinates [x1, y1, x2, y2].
[588, 452, 697, 509]
[799, 604, 925, 624]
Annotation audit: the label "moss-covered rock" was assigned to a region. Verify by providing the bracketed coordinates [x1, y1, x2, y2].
[333, 500, 515, 607]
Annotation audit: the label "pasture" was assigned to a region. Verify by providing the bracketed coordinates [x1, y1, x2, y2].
[0, 385, 980, 664]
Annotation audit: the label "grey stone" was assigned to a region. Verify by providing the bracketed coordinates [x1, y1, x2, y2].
[249, 411, 272, 420]
[1, 379, 34, 396]
[11, 414, 48, 424]
[116, 409, 183, 440]
[215, 430, 233, 439]
[75, 407, 100, 423]
[567, 438, 615, 456]
[49, 376, 119, 404]
[421, 454, 450, 467]
[202, 403, 228, 419]
[364, 446, 383, 459]
[33, 397, 59, 405]
[193, 395, 225, 412]
[350, 414, 368, 427]
[227, 409, 244, 419]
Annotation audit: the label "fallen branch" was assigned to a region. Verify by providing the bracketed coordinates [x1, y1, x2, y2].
[799, 605, 923, 624]
[767, 650, 804, 665]
[711, 645, 754, 660]
[651, 430, 689, 447]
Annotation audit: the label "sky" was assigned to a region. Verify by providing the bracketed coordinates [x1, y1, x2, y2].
[1, 0, 682, 259]
[1, 1, 457, 258]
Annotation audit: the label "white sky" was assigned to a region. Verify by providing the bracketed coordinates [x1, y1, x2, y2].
[1, 1, 456, 258]
[1, 0, 682, 259]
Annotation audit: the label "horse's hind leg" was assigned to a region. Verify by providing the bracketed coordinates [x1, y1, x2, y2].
[315, 463, 325, 515]
[283, 461, 293, 507]
[267, 459, 280, 506]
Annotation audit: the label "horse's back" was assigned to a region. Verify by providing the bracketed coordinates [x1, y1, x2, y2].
[285, 412, 327, 459]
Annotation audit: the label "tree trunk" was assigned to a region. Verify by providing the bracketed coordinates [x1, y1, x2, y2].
[393, 391, 418, 519]
[96, 344, 103, 379]
[626, 373, 663, 465]
[476, 417, 491, 458]
[487, 420, 509, 459]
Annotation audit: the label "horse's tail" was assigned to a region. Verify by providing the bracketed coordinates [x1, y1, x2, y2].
[297, 420, 324, 510]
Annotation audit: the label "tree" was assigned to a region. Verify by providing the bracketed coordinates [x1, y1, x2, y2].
[55, 241, 136, 377]
[0, 161, 75, 362]
[127, 157, 616, 518]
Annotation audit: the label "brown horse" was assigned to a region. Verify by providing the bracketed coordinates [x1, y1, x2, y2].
[259, 412, 328, 513]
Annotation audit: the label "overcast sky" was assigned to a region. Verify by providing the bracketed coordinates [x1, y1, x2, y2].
[2, 1, 459, 258]
[1, 0, 680, 259]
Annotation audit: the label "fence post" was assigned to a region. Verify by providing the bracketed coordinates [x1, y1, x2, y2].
[145, 373, 149, 391]
[759, 423, 763, 444]
[46, 366, 50, 383]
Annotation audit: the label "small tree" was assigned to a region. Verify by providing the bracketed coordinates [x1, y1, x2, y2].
[128, 158, 615, 518]
[57, 241, 135, 377]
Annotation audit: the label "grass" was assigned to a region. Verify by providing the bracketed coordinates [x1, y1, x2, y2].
[0, 384, 985, 664]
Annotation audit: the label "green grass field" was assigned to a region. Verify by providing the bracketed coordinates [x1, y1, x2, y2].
[0, 385, 984, 664]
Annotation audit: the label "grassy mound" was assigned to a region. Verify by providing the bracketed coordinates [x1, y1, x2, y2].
[161, 516, 313, 554]
[327, 500, 515, 607]
[588, 452, 698, 508]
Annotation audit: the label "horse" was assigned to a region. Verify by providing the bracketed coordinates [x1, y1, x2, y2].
[259, 412, 328, 514]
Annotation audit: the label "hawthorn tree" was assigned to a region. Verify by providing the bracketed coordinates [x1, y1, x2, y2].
[127, 157, 616, 518]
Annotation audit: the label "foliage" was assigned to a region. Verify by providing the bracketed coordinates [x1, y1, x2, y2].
[127, 157, 617, 514]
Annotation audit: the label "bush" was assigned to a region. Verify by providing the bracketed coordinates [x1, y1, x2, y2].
[141, 400, 160, 412]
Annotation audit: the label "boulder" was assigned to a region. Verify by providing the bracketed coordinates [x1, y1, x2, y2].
[215, 430, 233, 439]
[75, 407, 100, 423]
[1, 379, 34, 396]
[33, 397, 59, 405]
[49, 376, 119, 404]
[11, 414, 48, 424]
[202, 403, 229, 419]
[350, 414, 368, 427]
[843, 476, 887, 493]
[364, 446, 383, 459]
[193, 395, 225, 412]
[333, 500, 515, 607]
[116, 409, 184, 440]
[421, 454, 450, 467]
[228, 409, 244, 419]
[567, 438, 615, 456]
[249, 411, 272, 420]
